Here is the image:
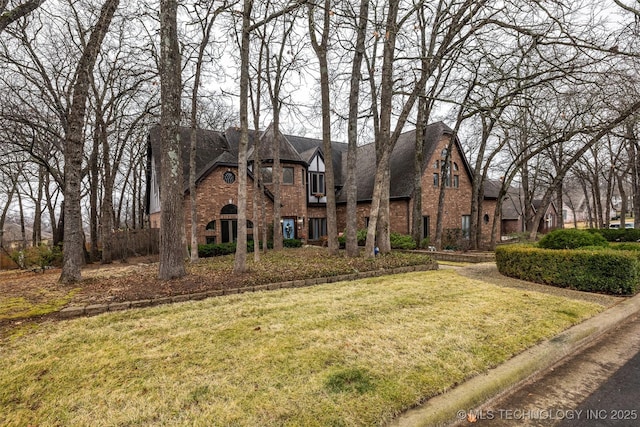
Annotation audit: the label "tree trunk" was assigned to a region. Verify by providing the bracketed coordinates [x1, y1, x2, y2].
[32, 165, 44, 246]
[344, 0, 369, 257]
[309, 0, 338, 254]
[411, 105, 425, 247]
[60, 0, 120, 284]
[89, 126, 100, 261]
[158, 0, 186, 280]
[44, 173, 59, 245]
[233, 0, 252, 274]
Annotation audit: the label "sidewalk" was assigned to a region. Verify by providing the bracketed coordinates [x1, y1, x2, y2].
[390, 288, 640, 427]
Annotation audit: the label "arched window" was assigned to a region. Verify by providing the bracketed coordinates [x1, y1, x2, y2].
[221, 204, 237, 215]
[205, 220, 216, 230]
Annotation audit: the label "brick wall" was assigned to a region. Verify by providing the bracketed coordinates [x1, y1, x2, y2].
[418, 135, 473, 236]
[182, 164, 310, 244]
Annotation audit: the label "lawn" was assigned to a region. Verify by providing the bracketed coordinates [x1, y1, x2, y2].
[0, 267, 605, 426]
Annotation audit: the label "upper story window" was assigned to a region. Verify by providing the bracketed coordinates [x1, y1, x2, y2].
[261, 167, 273, 183]
[282, 167, 294, 185]
[223, 171, 236, 184]
[310, 172, 325, 196]
[261, 166, 294, 184]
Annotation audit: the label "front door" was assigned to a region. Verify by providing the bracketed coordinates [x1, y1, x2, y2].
[221, 219, 238, 243]
[282, 218, 296, 240]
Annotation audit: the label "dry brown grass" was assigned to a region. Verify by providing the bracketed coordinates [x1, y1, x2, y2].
[0, 268, 604, 426]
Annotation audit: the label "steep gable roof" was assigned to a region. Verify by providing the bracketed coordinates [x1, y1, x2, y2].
[247, 123, 305, 164]
[336, 121, 472, 202]
[148, 125, 229, 189]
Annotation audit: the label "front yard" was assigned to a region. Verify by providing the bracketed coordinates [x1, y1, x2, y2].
[0, 248, 616, 426]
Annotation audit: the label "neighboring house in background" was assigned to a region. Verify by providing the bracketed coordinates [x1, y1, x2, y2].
[483, 179, 561, 236]
[562, 188, 591, 227]
[146, 121, 485, 246]
[0, 223, 52, 250]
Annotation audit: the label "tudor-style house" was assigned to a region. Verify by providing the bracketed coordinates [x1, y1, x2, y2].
[146, 121, 488, 246]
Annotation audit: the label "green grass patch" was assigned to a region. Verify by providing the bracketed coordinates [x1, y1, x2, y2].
[0, 270, 602, 426]
[0, 288, 79, 321]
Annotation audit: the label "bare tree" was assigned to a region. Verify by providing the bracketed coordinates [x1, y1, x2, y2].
[308, 0, 338, 254]
[0, 0, 45, 34]
[185, 1, 229, 263]
[343, 0, 369, 257]
[60, 0, 120, 283]
[158, 0, 186, 280]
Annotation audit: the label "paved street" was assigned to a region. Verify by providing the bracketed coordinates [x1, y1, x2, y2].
[456, 313, 640, 426]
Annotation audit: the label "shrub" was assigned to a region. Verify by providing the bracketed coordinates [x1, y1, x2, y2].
[610, 242, 640, 252]
[390, 233, 417, 250]
[496, 245, 640, 295]
[589, 228, 640, 242]
[10, 244, 62, 270]
[338, 229, 368, 247]
[198, 239, 301, 258]
[538, 229, 608, 250]
[419, 237, 430, 249]
[283, 239, 303, 248]
[197, 242, 236, 258]
[442, 228, 470, 251]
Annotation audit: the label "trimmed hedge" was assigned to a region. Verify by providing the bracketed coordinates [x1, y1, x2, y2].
[197, 239, 302, 258]
[496, 245, 640, 295]
[588, 228, 640, 242]
[336, 231, 417, 249]
[538, 229, 607, 250]
[390, 233, 417, 250]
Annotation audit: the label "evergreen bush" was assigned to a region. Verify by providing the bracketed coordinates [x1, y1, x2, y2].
[496, 244, 640, 295]
[538, 229, 608, 250]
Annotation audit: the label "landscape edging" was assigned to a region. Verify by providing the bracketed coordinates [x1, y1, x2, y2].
[58, 263, 438, 320]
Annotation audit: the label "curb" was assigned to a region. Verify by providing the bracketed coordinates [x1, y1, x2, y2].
[389, 292, 640, 427]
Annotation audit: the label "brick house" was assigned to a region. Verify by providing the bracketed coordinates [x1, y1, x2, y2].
[483, 180, 559, 236]
[146, 121, 482, 245]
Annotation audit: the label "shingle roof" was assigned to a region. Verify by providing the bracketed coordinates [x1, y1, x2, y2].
[336, 121, 470, 202]
[148, 122, 467, 204]
[148, 125, 230, 189]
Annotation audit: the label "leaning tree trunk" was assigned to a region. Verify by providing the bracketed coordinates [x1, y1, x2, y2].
[60, 0, 120, 284]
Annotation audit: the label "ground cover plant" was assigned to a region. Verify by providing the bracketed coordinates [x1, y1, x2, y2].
[0, 268, 604, 426]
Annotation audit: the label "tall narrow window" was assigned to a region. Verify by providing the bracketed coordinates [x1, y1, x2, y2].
[433, 173, 439, 187]
[283, 167, 294, 184]
[462, 215, 471, 238]
[422, 216, 430, 239]
[308, 218, 327, 240]
[310, 172, 325, 196]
